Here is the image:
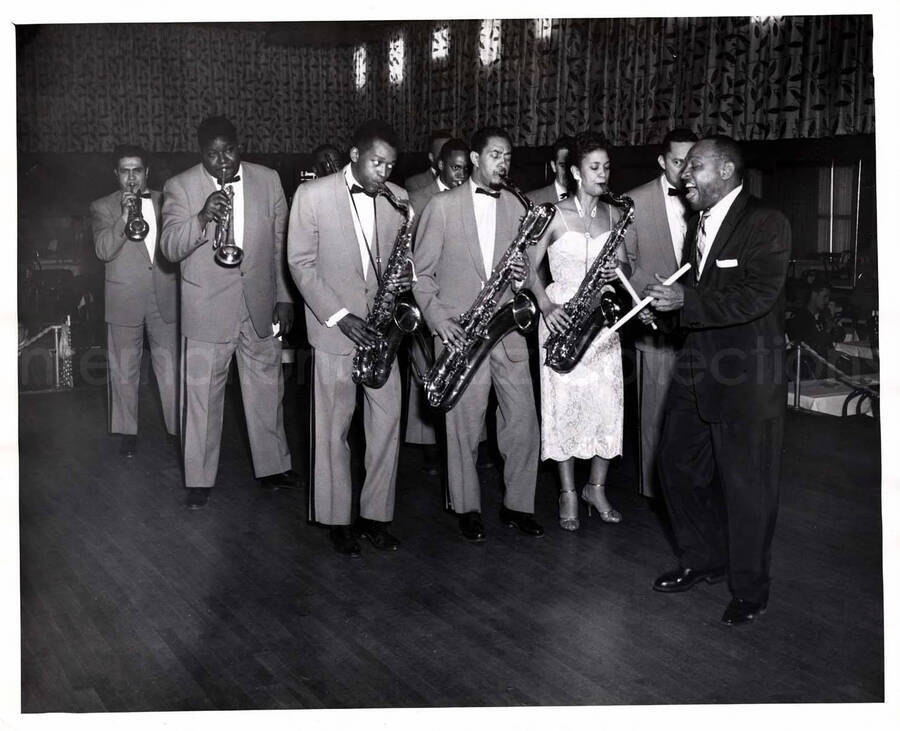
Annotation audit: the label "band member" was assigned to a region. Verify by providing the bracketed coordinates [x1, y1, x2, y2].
[288, 120, 411, 557]
[312, 144, 344, 178]
[160, 116, 297, 509]
[406, 138, 470, 471]
[404, 129, 452, 192]
[623, 128, 698, 498]
[413, 126, 542, 542]
[528, 136, 574, 205]
[645, 135, 790, 626]
[91, 144, 178, 457]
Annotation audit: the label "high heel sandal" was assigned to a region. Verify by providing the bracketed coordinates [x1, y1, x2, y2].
[581, 482, 622, 524]
[558, 488, 580, 531]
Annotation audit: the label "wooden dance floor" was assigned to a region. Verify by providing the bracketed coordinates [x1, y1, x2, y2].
[18, 363, 883, 710]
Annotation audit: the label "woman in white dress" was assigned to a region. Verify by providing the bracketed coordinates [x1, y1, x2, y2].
[529, 132, 628, 531]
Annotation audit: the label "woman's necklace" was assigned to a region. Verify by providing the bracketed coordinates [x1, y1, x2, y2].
[573, 195, 598, 272]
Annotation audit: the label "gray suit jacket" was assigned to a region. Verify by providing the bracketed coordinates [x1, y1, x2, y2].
[405, 169, 437, 193]
[527, 182, 564, 206]
[413, 183, 531, 362]
[288, 173, 409, 356]
[623, 176, 684, 351]
[160, 162, 291, 343]
[91, 189, 178, 326]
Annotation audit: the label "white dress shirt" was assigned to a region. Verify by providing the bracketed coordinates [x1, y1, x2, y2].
[138, 195, 157, 262]
[470, 178, 497, 280]
[204, 164, 244, 249]
[696, 183, 743, 277]
[554, 180, 567, 201]
[659, 174, 688, 264]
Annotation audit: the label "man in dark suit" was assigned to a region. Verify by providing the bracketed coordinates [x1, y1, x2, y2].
[405, 138, 470, 469]
[288, 120, 412, 557]
[91, 144, 178, 457]
[404, 129, 452, 192]
[527, 136, 574, 205]
[160, 116, 297, 509]
[413, 126, 542, 542]
[623, 128, 697, 498]
[645, 135, 791, 626]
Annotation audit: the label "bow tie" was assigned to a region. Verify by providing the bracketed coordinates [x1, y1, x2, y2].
[557, 192, 569, 201]
[223, 175, 240, 184]
[475, 187, 500, 199]
[667, 187, 681, 197]
[349, 183, 376, 198]
[138, 191, 151, 199]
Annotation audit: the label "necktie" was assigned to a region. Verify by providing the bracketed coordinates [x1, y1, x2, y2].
[693, 210, 709, 281]
[667, 187, 680, 197]
[475, 187, 500, 199]
[350, 183, 375, 197]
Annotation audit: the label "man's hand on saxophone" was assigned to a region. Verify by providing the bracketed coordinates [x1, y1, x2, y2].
[382, 258, 414, 294]
[338, 314, 381, 348]
[435, 318, 467, 350]
[509, 251, 530, 290]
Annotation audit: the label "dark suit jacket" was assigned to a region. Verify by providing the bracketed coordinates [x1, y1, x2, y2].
[675, 190, 791, 423]
[91, 189, 178, 326]
[160, 162, 291, 343]
[413, 182, 532, 362]
[288, 173, 409, 356]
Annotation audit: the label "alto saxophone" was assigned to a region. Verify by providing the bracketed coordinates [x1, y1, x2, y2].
[422, 179, 556, 412]
[543, 191, 635, 373]
[351, 185, 422, 389]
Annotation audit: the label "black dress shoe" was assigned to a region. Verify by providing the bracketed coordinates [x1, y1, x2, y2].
[330, 526, 361, 557]
[259, 470, 300, 491]
[355, 517, 400, 551]
[458, 512, 486, 542]
[721, 598, 767, 626]
[499, 506, 544, 537]
[185, 488, 210, 509]
[652, 566, 726, 593]
[119, 434, 137, 458]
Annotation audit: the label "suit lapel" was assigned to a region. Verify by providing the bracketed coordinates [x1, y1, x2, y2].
[698, 190, 750, 286]
[459, 187, 487, 281]
[333, 174, 366, 282]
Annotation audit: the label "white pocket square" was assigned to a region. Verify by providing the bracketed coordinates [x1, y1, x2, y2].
[715, 258, 738, 268]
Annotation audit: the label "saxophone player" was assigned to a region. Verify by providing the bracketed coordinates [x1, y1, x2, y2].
[413, 126, 542, 543]
[288, 120, 411, 557]
[91, 144, 178, 458]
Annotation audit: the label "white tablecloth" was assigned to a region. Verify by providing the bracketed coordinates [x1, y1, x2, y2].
[787, 376, 877, 416]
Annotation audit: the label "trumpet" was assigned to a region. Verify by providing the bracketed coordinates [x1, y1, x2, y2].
[212, 166, 243, 267]
[124, 182, 150, 242]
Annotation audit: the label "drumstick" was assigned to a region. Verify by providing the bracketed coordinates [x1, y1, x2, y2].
[614, 267, 658, 331]
[607, 263, 692, 334]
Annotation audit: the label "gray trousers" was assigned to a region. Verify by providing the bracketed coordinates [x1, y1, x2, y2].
[107, 291, 178, 436]
[309, 349, 401, 525]
[181, 298, 291, 488]
[444, 342, 539, 514]
[636, 344, 677, 498]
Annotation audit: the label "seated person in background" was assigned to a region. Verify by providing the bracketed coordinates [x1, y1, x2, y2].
[786, 277, 846, 357]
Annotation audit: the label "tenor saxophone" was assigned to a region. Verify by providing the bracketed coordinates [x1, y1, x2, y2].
[422, 179, 556, 412]
[543, 191, 635, 373]
[351, 185, 422, 389]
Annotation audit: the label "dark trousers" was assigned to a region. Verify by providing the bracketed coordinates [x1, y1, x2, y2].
[657, 380, 783, 605]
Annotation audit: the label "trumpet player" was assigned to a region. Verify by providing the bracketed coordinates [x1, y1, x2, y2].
[288, 120, 411, 557]
[161, 116, 297, 509]
[91, 144, 178, 458]
[413, 126, 542, 543]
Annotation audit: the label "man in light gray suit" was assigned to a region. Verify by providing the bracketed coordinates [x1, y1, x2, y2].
[413, 126, 543, 543]
[161, 116, 297, 509]
[527, 136, 574, 205]
[289, 120, 412, 557]
[405, 138, 470, 472]
[404, 129, 452, 192]
[623, 128, 698, 498]
[91, 144, 178, 458]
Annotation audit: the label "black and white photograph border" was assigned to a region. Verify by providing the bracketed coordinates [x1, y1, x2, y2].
[4, 0, 899, 729]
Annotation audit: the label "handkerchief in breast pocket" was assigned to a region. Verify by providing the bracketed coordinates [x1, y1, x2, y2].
[715, 258, 738, 268]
